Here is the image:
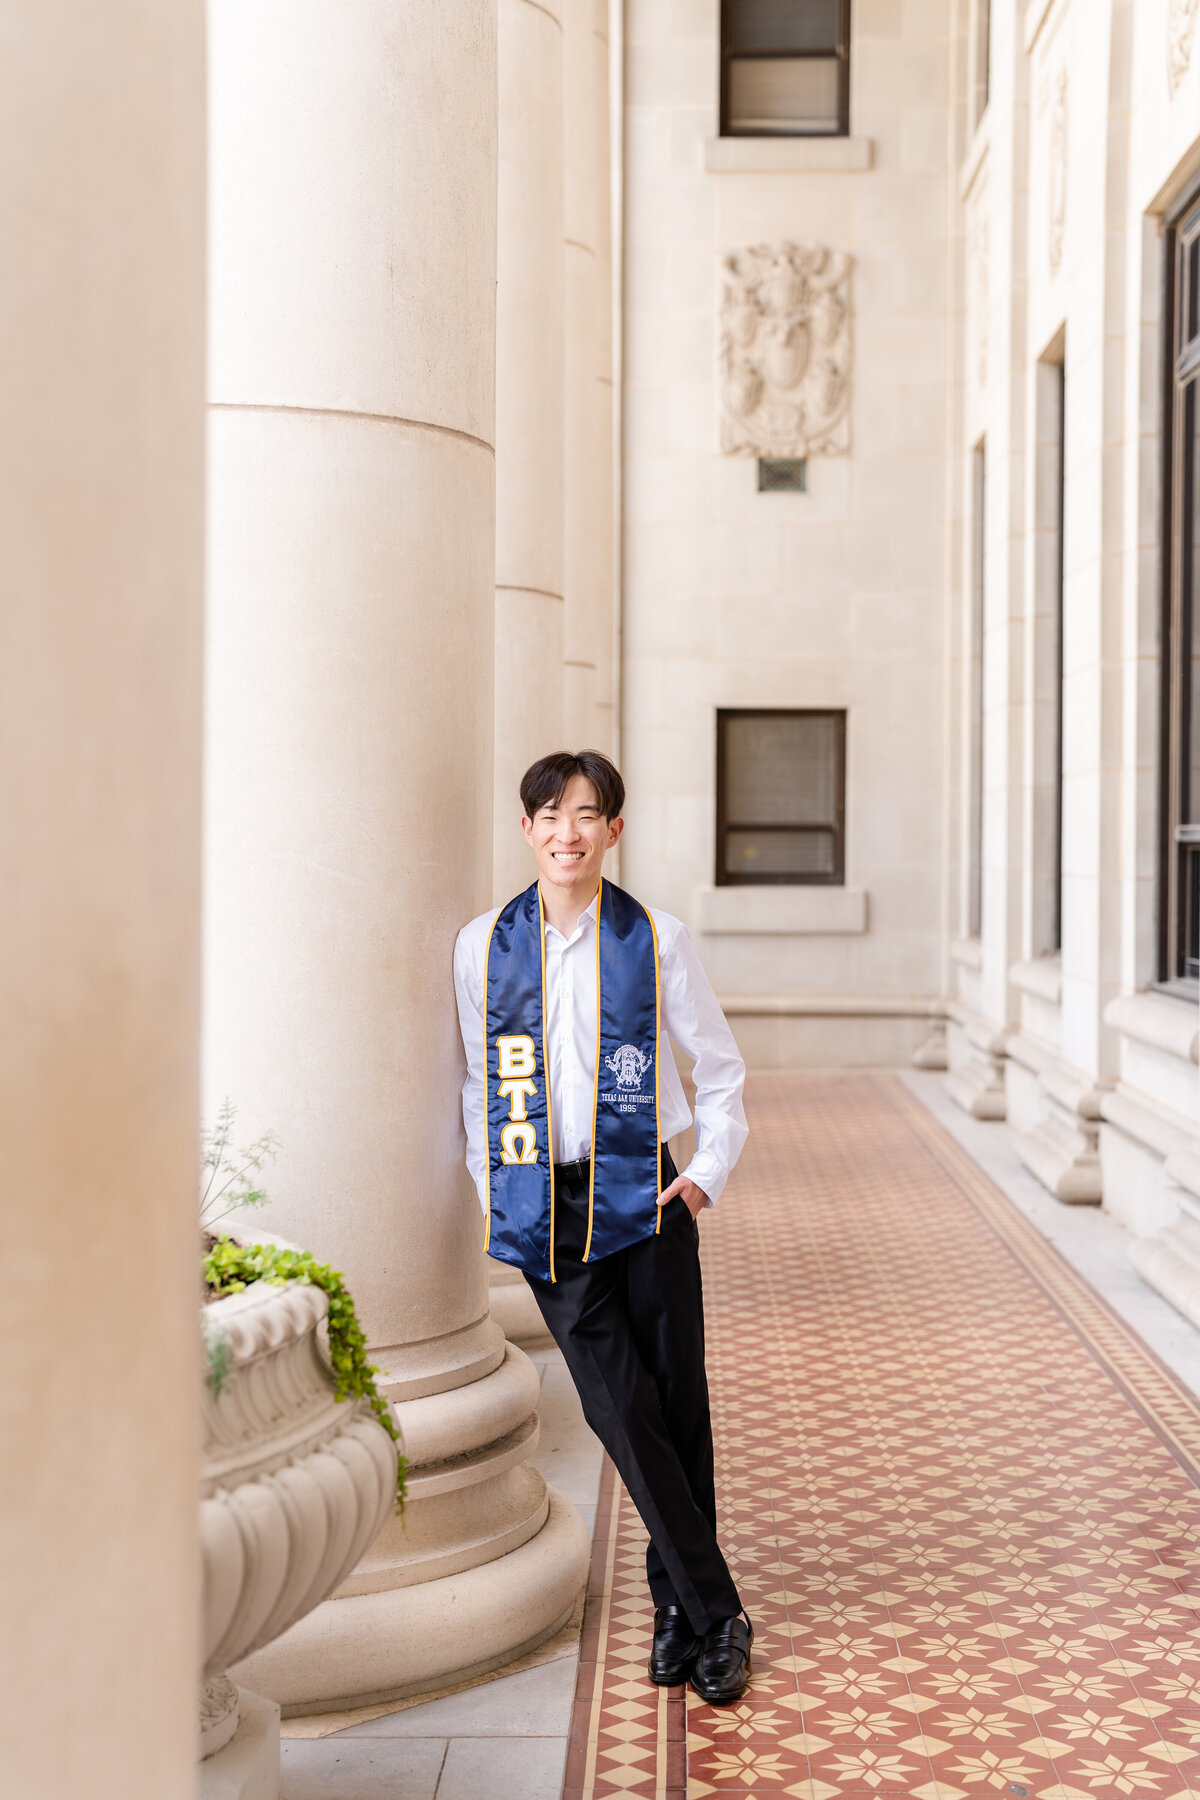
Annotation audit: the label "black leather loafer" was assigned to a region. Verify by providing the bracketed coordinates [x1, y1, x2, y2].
[689, 1613, 753, 1705]
[648, 1603, 701, 1686]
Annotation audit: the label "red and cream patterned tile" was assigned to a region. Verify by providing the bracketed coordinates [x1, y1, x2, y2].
[564, 1457, 686, 1800]
[694, 1073, 1200, 1798]
[564, 1074, 1200, 1799]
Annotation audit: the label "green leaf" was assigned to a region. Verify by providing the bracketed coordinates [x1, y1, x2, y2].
[202, 1238, 408, 1511]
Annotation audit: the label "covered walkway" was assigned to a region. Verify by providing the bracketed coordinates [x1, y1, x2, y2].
[571, 1074, 1200, 1800]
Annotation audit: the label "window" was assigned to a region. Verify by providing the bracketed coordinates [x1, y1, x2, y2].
[1161, 193, 1200, 985]
[716, 710, 845, 885]
[720, 0, 850, 139]
[1050, 362, 1065, 953]
[1031, 351, 1065, 955]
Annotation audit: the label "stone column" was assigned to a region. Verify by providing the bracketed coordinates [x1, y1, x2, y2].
[206, 0, 587, 1712]
[564, 0, 617, 756]
[493, 0, 567, 903]
[489, 0, 566, 1344]
[591, 0, 618, 759]
[0, 4, 204, 1794]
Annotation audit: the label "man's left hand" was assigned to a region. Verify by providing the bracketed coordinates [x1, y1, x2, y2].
[657, 1174, 710, 1221]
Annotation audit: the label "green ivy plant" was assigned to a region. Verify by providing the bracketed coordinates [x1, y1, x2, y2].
[204, 1238, 408, 1512]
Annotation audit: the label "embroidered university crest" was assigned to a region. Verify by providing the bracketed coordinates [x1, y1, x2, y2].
[605, 1043, 652, 1090]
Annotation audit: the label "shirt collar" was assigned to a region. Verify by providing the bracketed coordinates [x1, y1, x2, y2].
[544, 890, 600, 947]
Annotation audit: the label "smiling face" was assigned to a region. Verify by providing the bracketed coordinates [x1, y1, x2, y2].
[522, 772, 624, 897]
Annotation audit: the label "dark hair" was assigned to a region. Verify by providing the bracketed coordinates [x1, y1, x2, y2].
[520, 750, 625, 822]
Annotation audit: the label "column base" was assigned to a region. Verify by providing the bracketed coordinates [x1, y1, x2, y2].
[231, 1485, 589, 1715]
[1010, 1057, 1107, 1204]
[1013, 1113, 1102, 1203]
[1131, 1205, 1200, 1329]
[488, 1258, 554, 1347]
[198, 1687, 279, 1800]
[911, 1025, 948, 1071]
[1130, 1150, 1200, 1329]
[945, 1010, 1008, 1119]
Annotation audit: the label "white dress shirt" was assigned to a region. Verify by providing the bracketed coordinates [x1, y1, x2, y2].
[453, 892, 748, 1211]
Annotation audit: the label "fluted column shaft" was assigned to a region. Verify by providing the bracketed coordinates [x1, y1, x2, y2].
[494, 0, 567, 900]
[563, 0, 617, 756]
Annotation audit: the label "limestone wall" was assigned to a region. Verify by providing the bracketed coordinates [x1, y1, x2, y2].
[619, 1, 958, 1066]
[942, 0, 1200, 1329]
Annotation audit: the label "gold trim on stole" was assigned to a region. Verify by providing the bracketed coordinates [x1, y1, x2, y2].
[481, 910, 500, 1255]
[583, 878, 605, 1263]
[647, 905, 663, 1234]
[536, 884, 558, 1284]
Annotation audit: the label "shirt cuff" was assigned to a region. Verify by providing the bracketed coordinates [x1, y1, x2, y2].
[682, 1155, 726, 1207]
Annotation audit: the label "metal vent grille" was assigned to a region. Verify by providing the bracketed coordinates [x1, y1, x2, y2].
[757, 458, 807, 492]
[717, 709, 845, 885]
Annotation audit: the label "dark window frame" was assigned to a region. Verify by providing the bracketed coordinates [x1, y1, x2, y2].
[1159, 180, 1200, 989]
[715, 707, 846, 887]
[1048, 357, 1065, 954]
[968, 443, 986, 938]
[719, 0, 851, 140]
[972, 0, 991, 128]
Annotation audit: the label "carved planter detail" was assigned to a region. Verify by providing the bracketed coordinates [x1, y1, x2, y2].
[719, 242, 852, 458]
[199, 1278, 398, 1757]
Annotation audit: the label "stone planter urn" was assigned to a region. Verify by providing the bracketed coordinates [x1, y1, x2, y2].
[199, 1276, 398, 1776]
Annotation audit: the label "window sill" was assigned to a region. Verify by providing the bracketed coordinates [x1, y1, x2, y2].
[1104, 990, 1200, 1065]
[1155, 978, 1200, 1004]
[1009, 955, 1062, 1004]
[704, 136, 873, 174]
[719, 991, 942, 1017]
[695, 884, 867, 935]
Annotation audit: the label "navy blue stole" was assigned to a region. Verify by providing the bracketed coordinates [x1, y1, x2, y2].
[483, 878, 662, 1280]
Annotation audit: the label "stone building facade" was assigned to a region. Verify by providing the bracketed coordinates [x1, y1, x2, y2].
[942, 0, 1200, 1340]
[617, 0, 1200, 1341]
[620, 0, 958, 1069]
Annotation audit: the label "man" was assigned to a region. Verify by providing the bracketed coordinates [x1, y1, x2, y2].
[453, 749, 752, 1704]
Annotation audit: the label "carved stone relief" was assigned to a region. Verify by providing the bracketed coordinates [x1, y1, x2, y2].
[1170, 0, 1200, 94]
[718, 243, 852, 458]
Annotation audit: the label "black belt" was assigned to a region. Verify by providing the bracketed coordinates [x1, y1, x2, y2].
[554, 1145, 669, 1184]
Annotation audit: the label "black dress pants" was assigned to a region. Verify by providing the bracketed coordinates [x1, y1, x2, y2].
[524, 1147, 741, 1635]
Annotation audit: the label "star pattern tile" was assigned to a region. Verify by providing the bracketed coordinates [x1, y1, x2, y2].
[563, 1458, 686, 1799]
[564, 1073, 1200, 1800]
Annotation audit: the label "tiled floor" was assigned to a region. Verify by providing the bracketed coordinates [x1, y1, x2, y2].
[278, 1346, 605, 1800]
[568, 1071, 1200, 1799]
[563, 1460, 687, 1800]
[902, 1071, 1200, 1401]
[283, 1069, 1200, 1798]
